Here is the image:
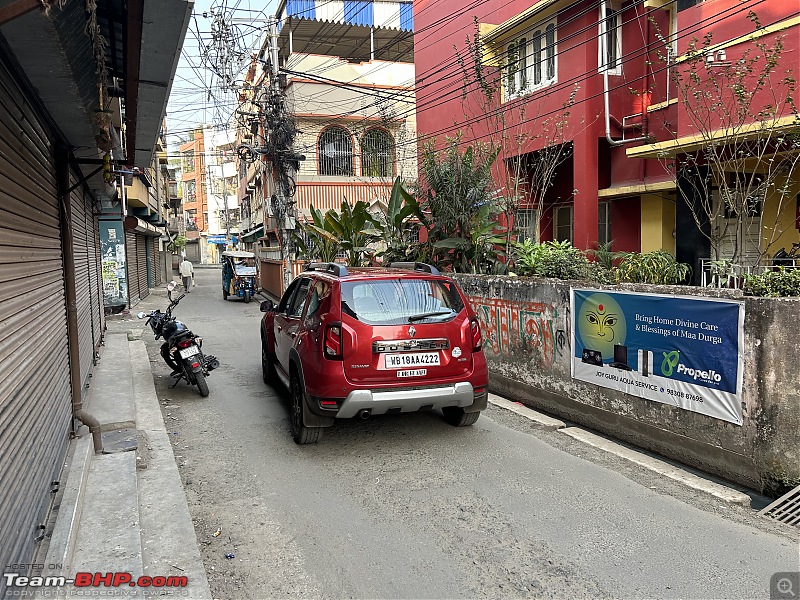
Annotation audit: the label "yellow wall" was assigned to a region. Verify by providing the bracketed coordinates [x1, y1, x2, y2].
[762, 175, 800, 258]
[640, 193, 676, 254]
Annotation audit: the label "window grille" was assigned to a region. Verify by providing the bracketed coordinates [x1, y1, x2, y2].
[598, 202, 611, 246]
[319, 127, 354, 176]
[361, 129, 395, 177]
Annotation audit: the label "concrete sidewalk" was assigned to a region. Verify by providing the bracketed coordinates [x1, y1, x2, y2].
[37, 315, 211, 598]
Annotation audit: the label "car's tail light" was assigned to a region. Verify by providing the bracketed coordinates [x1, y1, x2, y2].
[324, 323, 343, 360]
[177, 339, 194, 349]
[470, 318, 483, 352]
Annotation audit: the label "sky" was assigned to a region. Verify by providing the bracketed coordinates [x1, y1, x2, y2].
[165, 0, 278, 154]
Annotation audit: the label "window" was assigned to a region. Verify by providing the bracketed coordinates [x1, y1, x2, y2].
[341, 279, 465, 326]
[361, 129, 395, 177]
[599, 5, 621, 74]
[184, 180, 196, 203]
[598, 203, 612, 246]
[287, 278, 312, 317]
[183, 151, 195, 173]
[554, 205, 573, 242]
[516, 209, 539, 243]
[503, 19, 556, 100]
[318, 127, 353, 176]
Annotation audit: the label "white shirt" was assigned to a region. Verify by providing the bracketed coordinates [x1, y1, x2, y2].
[179, 260, 194, 277]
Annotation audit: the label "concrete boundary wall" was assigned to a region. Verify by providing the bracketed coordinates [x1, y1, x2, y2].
[453, 275, 800, 496]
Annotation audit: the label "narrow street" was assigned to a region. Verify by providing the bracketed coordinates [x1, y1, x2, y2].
[136, 269, 798, 600]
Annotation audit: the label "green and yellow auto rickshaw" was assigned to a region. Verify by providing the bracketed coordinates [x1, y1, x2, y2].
[222, 251, 258, 303]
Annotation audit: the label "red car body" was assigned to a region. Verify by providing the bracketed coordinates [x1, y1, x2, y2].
[260, 262, 489, 444]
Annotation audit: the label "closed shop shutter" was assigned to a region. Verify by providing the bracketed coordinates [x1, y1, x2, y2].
[0, 55, 72, 586]
[70, 186, 93, 389]
[88, 213, 105, 347]
[153, 240, 163, 287]
[136, 234, 149, 300]
[126, 231, 140, 305]
[185, 240, 200, 263]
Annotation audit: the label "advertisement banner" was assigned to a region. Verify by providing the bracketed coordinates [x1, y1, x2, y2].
[571, 289, 745, 425]
[100, 220, 128, 308]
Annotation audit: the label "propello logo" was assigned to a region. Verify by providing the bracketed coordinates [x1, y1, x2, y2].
[662, 351, 680, 376]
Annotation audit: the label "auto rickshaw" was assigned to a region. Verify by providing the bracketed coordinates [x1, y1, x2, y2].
[222, 251, 258, 303]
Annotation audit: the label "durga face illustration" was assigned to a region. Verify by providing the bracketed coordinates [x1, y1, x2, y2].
[578, 293, 627, 361]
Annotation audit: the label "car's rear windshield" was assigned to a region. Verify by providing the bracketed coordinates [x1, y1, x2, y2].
[340, 278, 465, 325]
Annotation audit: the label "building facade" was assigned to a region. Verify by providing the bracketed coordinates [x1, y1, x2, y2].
[237, 0, 418, 296]
[413, 0, 799, 282]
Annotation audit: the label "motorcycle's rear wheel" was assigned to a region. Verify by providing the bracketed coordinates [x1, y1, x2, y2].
[195, 370, 209, 397]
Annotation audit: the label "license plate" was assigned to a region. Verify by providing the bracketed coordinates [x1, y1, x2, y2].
[397, 369, 426, 378]
[385, 352, 440, 369]
[179, 346, 200, 359]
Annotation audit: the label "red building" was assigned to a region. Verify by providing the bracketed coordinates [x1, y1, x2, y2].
[413, 0, 799, 280]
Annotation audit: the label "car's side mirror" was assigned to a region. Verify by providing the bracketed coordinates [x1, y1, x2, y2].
[260, 300, 275, 313]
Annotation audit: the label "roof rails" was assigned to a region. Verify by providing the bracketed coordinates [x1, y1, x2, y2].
[388, 262, 441, 275]
[304, 262, 349, 277]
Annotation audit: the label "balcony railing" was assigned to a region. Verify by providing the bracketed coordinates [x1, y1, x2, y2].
[700, 258, 800, 288]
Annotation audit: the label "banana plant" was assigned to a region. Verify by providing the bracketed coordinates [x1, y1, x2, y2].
[293, 204, 341, 263]
[374, 177, 425, 263]
[325, 200, 381, 267]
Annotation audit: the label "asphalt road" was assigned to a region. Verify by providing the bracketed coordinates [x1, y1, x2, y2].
[137, 268, 799, 600]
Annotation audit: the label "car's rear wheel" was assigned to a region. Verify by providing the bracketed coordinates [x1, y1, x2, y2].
[442, 407, 480, 427]
[290, 375, 322, 444]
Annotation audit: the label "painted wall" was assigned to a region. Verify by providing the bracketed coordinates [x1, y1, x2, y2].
[454, 273, 800, 496]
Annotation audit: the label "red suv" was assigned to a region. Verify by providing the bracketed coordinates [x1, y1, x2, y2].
[259, 262, 488, 444]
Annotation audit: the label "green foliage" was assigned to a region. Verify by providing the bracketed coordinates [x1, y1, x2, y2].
[325, 200, 380, 267]
[293, 204, 340, 263]
[743, 268, 800, 297]
[374, 177, 424, 264]
[512, 240, 590, 280]
[586, 241, 624, 270]
[417, 135, 506, 272]
[171, 235, 187, 251]
[616, 250, 692, 285]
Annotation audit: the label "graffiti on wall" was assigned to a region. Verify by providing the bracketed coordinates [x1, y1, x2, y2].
[468, 296, 561, 368]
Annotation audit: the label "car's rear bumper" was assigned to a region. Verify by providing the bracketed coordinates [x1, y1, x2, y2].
[335, 382, 485, 418]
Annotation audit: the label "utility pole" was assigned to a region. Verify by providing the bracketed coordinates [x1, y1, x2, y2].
[267, 17, 294, 290]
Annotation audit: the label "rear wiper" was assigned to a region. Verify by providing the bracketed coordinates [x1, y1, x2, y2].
[408, 310, 452, 322]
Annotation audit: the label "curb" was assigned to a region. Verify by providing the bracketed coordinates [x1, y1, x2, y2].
[557, 427, 751, 505]
[129, 340, 213, 599]
[488, 393, 751, 505]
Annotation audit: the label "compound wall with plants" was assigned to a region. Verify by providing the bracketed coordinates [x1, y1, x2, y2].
[453, 274, 800, 497]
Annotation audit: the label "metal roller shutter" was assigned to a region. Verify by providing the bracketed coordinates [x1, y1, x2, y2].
[0, 55, 72, 584]
[136, 234, 149, 300]
[88, 212, 104, 348]
[152, 239, 162, 287]
[70, 185, 93, 389]
[126, 231, 140, 305]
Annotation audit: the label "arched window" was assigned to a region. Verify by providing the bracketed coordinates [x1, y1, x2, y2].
[361, 129, 395, 177]
[318, 127, 353, 176]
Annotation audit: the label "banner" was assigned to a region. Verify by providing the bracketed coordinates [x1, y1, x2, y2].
[571, 289, 745, 425]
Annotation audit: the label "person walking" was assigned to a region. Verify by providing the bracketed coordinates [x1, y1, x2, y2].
[179, 256, 194, 293]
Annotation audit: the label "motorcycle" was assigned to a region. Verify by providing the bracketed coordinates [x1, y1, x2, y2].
[138, 281, 219, 397]
[772, 242, 800, 268]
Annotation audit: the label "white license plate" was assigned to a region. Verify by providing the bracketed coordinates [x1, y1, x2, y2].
[179, 346, 200, 359]
[397, 369, 427, 378]
[385, 352, 440, 369]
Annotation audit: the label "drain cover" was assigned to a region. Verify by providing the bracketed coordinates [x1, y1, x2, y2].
[759, 484, 800, 526]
